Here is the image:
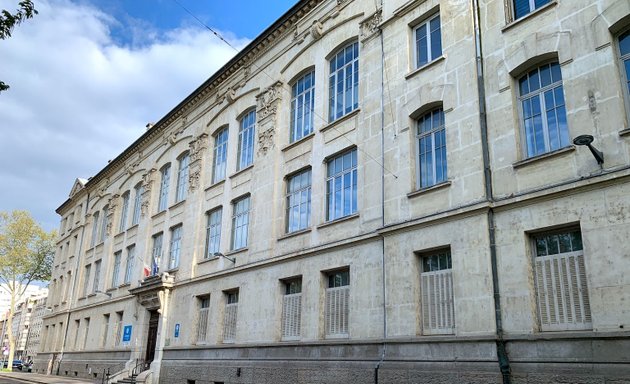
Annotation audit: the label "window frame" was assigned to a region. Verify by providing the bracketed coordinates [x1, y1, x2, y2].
[197, 295, 210, 343]
[90, 211, 99, 248]
[281, 277, 303, 340]
[324, 269, 350, 338]
[124, 245, 135, 285]
[237, 110, 256, 171]
[175, 152, 190, 203]
[290, 70, 315, 142]
[618, 28, 630, 123]
[92, 259, 101, 293]
[413, 12, 442, 69]
[158, 164, 171, 212]
[326, 148, 358, 221]
[231, 196, 250, 251]
[205, 207, 222, 259]
[111, 251, 121, 288]
[511, 0, 552, 20]
[286, 169, 312, 233]
[151, 233, 163, 276]
[418, 248, 454, 335]
[169, 225, 183, 270]
[212, 127, 229, 183]
[119, 192, 130, 233]
[223, 290, 239, 343]
[99, 205, 109, 243]
[415, 108, 447, 189]
[328, 41, 359, 122]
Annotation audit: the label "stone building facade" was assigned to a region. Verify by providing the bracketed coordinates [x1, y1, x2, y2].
[38, 0, 630, 383]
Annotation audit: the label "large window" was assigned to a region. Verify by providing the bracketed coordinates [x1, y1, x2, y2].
[90, 212, 99, 248]
[282, 278, 302, 340]
[291, 71, 315, 142]
[325, 270, 349, 337]
[518, 62, 569, 158]
[124, 245, 135, 285]
[176, 153, 190, 202]
[329, 41, 359, 121]
[205, 208, 222, 258]
[111, 251, 121, 288]
[237, 111, 255, 171]
[151, 233, 163, 276]
[420, 249, 454, 335]
[223, 290, 239, 343]
[619, 30, 630, 114]
[513, 0, 551, 20]
[169, 225, 182, 270]
[417, 108, 447, 188]
[197, 296, 210, 343]
[414, 13, 442, 68]
[119, 192, 129, 233]
[158, 164, 171, 212]
[286, 169, 311, 233]
[82, 264, 91, 297]
[532, 228, 591, 331]
[212, 127, 229, 183]
[231, 196, 250, 250]
[99, 205, 109, 243]
[326, 149, 357, 221]
[92, 259, 101, 293]
[131, 183, 143, 226]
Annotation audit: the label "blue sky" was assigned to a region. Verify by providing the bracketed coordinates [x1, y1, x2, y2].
[0, 0, 297, 231]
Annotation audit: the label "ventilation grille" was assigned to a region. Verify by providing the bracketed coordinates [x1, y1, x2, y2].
[325, 286, 349, 337]
[421, 269, 454, 335]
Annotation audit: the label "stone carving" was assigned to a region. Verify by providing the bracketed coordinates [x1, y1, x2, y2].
[189, 133, 209, 163]
[256, 81, 283, 121]
[188, 166, 201, 192]
[97, 179, 109, 198]
[140, 168, 156, 217]
[360, 9, 382, 41]
[125, 154, 141, 176]
[226, 87, 237, 104]
[311, 20, 324, 40]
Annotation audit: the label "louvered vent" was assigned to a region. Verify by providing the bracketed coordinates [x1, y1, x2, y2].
[325, 286, 349, 337]
[282, 293, 302, 339]
[535, 251, 591, 331]
[421, 269, 454, 334]
[223, 303, 238, 342]
[197, 307, 209, 342]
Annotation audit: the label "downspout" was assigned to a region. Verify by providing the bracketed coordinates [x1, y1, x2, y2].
[56, 192, 90, 375]
[375, 3, 387, 383]
[471, 0, 511, 382]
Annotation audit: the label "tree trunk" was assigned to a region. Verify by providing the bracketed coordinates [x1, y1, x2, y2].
[6, 282, 16, 370]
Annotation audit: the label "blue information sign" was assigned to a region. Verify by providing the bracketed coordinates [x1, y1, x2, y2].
[174, 323, 180, 338]
[122, 325, 132, 342]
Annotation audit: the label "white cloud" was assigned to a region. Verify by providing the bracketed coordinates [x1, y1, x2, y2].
[0, 0, 249, 230]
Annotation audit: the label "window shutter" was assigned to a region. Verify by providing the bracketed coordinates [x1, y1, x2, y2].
[421, 269, 454, 334]
[197, 307, 209, 342]
[325, 286, 349, 337]
[223, 303, 238, 342]
[535, 251, 591, 331]
[282, 293, 302, 339]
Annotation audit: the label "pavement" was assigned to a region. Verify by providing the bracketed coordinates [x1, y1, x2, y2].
[0, 372, 96, 384]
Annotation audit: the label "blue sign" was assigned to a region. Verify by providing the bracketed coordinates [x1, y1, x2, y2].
[122, 325, 132, 342]
[174, 323, 180, 338]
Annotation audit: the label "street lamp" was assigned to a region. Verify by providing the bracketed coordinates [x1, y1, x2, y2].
[573, 135, 604, 165]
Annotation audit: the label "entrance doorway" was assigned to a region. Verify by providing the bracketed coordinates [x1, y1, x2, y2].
[145, 310, 159, 365]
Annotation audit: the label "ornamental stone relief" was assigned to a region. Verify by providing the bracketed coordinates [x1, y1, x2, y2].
[256, 81, 283, 121]
[188, 166, 201, 192]
[360, 9, 382, 42]
[189, 133, 209, 163]
[140, 168, 156, 217]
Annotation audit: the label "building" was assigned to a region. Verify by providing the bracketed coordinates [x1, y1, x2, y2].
[38, 0, 630, 383]
[0, 284, 48, 315]
[0, 288, 48, 362]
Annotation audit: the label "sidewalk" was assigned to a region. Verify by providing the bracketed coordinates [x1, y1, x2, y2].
[0, 371, 96, 384]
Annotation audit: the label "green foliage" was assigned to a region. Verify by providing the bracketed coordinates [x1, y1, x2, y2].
[1, 1, 38, 92]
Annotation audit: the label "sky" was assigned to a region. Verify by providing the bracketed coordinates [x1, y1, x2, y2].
[0, 0, 298, 232]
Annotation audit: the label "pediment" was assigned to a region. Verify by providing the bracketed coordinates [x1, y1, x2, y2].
[69, 178, 88, 198]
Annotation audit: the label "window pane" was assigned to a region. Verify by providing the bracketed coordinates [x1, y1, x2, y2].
[329, 42, 358, 122]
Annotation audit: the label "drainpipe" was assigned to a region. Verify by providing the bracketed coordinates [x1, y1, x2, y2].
[56, 193, 90, 375]
[471, 0, 511, 382]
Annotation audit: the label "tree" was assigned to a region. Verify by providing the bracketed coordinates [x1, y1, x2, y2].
[0, 211, 55, 370]
[1, 1, 38, 92]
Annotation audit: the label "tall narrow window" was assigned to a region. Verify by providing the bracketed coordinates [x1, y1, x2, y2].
[212, 127, 229, 183]
[282, 278, 302, 340]
[151, 233, 163, 276]
[205, 208, 222, 258]
[111, 251, 121, 288]
[414, 13, 442, 68]
[237, 110, 255, 170]
[99, 205, 109, 243]
[83, 318, 90, 349]
[329, 41, 359, 121]
[169, 225, 182, 269]
[72, 320, 80, 350]
[291, 71, 315, 142]
[326, 149, 357, 221]
[420, 249, 454, 335]
[519, 62, 569, 158]
[90, 212, 99, 248]
[82, 264, 91, 297]
[325, 270, 349, 337]
[513, 0, 550, 20]
[286, 169, 311, 233]
[114, 311, 123, 347]
[231, 196, 250, 250]
[119, 192, 130, 232]
[92, 259, 101, 293]
[417, 108, 447, 188]
[176, 153, 190, 202]
[197, 296, 210, 343]
[619, 30, 630, 115]
[101, 314, 110, 348]
[533, 228, 591, 331]
[223, 290, 239, 343]
[124, 245, 135, 284]
[131, 183, 143, 226]
[158, 164, 171, 212]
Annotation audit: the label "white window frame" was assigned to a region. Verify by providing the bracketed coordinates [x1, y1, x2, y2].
[90, 212, 99, 248]
[212, 127, 229, 183]
[419, 249, 454, 335]
[119, 192, 130, 233]
[205, 208, 222, 259]
[92, 259, 101, 294]
[618, 29, 630, 120]
[414, 12, 442, 69]
[169, 225, 182, 270]
[518, 62, 569, 158]
[124, 245, 135, 284]
[532, 228, 591, 331]
[512, 0, 551, 20]
[328, 41, 359, 122]
[326, 149, 358, 221]
[176, 152, 190, 203]
[151, 233, 163, 276]
[131, 184, 143, 226]
[111, 251, 121, 288]
[231, 196, 250, 251]
[286, 169, 311, 233]
[416, 108, 447, 189]
[158, 164, 171, 212]
[237, 110, 255, 171]
[290, 70, 315, 142]
[99, 206, 108, 243]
